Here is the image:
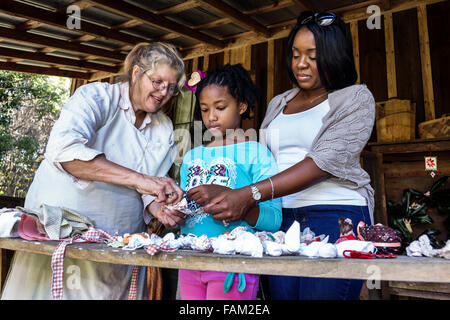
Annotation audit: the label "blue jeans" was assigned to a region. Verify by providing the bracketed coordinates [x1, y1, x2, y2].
[267, 204, 372, 300]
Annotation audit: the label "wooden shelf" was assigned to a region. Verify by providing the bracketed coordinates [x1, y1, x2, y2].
[368, 137, 450, 154]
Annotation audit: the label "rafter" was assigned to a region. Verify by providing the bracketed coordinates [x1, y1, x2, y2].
[0, 47, 119, 73]
[244, 0, 294, 15]
[290, 0, 314, 12]
[0, 61, 91, 79]
[89, 0, 224, 48]
[197, 0, 271, 37]
[0, 0, 144, 46]
[0, 26, 125, 61]
[156, 0, 201, 15]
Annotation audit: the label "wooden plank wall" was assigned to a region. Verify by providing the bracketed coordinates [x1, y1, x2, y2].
[179, 1, 450, 133]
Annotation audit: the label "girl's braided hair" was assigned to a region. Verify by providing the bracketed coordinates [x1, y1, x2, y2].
[195, 64, 260, 120]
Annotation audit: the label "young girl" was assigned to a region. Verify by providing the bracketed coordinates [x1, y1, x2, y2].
[178, 64, 282, 300]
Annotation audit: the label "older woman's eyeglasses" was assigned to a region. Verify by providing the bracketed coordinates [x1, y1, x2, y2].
[142, 70, 179, 96]
[298, 11, 336, 26]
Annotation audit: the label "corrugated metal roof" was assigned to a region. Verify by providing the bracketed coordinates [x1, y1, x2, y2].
[0, 0, 421, 79]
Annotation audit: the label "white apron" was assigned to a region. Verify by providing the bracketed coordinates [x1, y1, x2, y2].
[1, 82, 176, 299]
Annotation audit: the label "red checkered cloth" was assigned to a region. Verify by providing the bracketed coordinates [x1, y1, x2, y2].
[50, 227, 140, 300]
[144, 240, 177, 256]
[127, 266, 140, 300]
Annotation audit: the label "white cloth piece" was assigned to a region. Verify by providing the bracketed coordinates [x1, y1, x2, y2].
[406, 235, 449, 259]
[284, 221, 301, 253]
[234, 232, 263, 258]
[0, 208, 23, 238]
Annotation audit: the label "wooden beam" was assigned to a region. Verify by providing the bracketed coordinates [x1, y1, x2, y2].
[0, 47, 119, 73]
[333, 0, 379, 14]
[63, 0, 94, 11]
[156, 0, 201, 15]
[89, 70, 120, 81]
[384, 12, 397, 98]
[341, 0, 446, 23]
[380, 0, 392, 10]
[191, 0, 294, 30]
[350, 21, 360, 84]
[0, 62, 91, 79]
[290, 0, 314, 12]
[197, 0, 271, 37]
[417, 4, 436, 121]
[191, 17, 230, 30]
[89, 0, 224, 48]
[0, 0, 144, 46]
[0, 26, 125, 62]
[267, 39, 275, 104]
[244, 0, 294, 15]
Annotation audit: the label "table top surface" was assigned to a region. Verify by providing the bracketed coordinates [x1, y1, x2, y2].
[1, 238, 449, 283]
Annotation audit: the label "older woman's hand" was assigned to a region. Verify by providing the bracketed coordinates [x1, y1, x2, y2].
[136, 174, 183, 205]
[188, 185, 253, 223]
[148, 201, 186, 229]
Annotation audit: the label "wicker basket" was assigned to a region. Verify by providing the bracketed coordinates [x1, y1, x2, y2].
[418, 115, 450, 139]
[376, 99, 416, 142]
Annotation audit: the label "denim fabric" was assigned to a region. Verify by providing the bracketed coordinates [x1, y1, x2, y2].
[267, 204, 371, 300]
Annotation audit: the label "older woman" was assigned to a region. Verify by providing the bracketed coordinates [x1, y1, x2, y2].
[188, 12, 375, 300]
[2, 42, 186, 299]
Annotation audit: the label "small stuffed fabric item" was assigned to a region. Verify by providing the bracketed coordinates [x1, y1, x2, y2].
[357, 221, 402, 254]
[185, 70, 205, 92]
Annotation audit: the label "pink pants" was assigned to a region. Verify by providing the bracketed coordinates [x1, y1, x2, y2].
[178, 269, 259, 300]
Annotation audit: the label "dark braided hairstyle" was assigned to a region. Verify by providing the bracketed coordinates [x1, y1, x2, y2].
[194, 63, 260, 120]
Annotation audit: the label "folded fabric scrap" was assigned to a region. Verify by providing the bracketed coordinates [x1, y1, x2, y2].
[110, 221, 338, 259]
[406, 235, 450, 260]
[16, 204, 95, 240]
[165, 193, 204, 215]
[0, 207, 23, 238]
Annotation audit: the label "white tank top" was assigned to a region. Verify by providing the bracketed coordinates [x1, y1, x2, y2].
[266, 99, 366, 208]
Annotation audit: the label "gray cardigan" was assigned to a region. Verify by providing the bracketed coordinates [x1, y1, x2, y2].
[260, 84, 376, 224]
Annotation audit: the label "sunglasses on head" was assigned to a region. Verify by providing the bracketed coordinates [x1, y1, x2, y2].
[298, 11, 337, 27]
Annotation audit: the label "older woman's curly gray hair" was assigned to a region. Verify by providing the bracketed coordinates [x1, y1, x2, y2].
[120, 42, 186, 94]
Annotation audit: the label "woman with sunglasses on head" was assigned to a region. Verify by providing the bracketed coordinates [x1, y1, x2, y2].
[1, 42, 186, 300]
[187, 12, 375, 300]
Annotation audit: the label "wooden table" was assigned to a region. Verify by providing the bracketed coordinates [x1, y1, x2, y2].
[1, 238, 449, 284]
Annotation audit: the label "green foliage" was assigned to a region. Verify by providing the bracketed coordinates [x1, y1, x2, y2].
[0, 71, 69, 197]
[388, 176, 450, 251]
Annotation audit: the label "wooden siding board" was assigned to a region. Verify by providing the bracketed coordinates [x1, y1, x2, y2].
[427, 0, 450, 118]
[393, 8, 425, 138]
[358, 17, 388, 103]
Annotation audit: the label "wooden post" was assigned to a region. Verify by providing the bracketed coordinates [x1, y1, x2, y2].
[223, 49, 231, 65]
[229, 45, 251, 70]
[417, 4, 436, 121]
[267, 39, 275, 104]
[203, 54, 209, 71]
[350, 21, 360, 84]
[192, 57, 198, 71]
[384, 12, 397, 98]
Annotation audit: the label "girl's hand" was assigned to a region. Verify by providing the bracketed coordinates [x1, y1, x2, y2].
[188, 185, 253, 223]
[148, 201, 186, 229]
[136, 175, 184, 205]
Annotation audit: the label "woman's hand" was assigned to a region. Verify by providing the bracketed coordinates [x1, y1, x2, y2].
[148, 201, 186, 229]
[136, 174, 183, 205]
[188, 185, 253, 223]
[187, 184, 231, 206]
[61, 155, 183, 205]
